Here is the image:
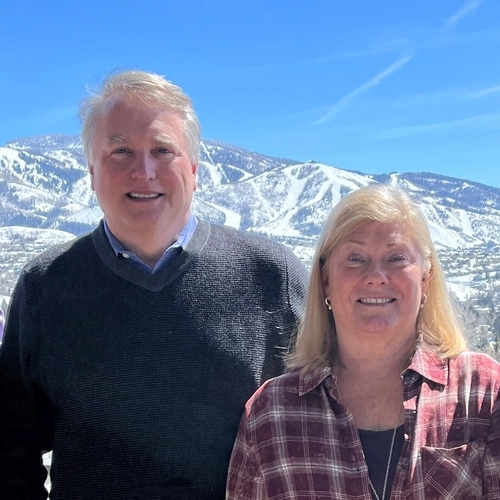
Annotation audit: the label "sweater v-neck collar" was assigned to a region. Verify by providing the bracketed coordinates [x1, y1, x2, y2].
[91, 219, 211, 292]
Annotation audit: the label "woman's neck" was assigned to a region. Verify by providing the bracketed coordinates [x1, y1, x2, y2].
[335, 331, 418, 378]
[333, 334, 417, 431]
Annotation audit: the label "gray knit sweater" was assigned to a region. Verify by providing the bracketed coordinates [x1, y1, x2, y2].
[0, 220, 308, 500]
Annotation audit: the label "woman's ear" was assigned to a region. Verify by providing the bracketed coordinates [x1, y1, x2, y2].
[321, 258, 330, 298]
[422, 263, 433, 294]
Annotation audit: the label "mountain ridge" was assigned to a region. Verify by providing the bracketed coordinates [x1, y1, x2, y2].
[0, 134, 499, 307]
[1, 134, 499, 248]
[1, 133, 499, 352]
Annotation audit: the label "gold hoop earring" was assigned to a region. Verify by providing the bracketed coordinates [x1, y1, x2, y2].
[324, 297, 332, 310]
[420, 294, 428, 309]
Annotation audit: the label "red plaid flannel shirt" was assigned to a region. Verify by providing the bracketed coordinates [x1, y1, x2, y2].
[227, 346, 500, 499]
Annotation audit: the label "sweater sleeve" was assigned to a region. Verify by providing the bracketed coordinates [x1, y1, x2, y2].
[257, 244, 309, 384]
[0, 274, 53, 499]
[283, 246, 309, 332]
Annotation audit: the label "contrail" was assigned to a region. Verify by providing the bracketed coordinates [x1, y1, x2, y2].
[445, 0, 482, 27]
[315, 55, 413, 125]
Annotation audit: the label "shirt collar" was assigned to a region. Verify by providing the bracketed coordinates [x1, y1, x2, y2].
[296, 341, 449, 396]
[103, 213, 198, 273]
[298, 366, 332, 396]
[405, 341, 448, 386]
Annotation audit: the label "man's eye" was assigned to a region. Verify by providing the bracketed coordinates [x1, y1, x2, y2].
[112, 148, 129, 154]
[156, 147, 173, 154]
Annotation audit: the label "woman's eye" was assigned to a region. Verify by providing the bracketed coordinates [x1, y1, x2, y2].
[347, 254, 364, 264]
[389, 254, 406, 262]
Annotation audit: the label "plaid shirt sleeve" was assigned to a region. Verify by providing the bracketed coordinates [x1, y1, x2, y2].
[226, 388, 265, 499]
[484, 391, 500, 498]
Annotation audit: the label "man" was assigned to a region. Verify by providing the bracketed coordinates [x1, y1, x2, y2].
[0, 71, 308, 499]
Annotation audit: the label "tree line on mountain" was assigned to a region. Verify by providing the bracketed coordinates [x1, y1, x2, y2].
[460, 292, 500, 361]
[0, 249, 499, 360]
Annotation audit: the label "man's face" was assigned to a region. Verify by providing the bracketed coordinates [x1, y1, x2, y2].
[89, 94, 197, 245]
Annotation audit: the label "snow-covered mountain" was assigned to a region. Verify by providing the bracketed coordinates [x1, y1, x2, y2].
[1, 134, 500, 306]
[2, 134, 500, 250]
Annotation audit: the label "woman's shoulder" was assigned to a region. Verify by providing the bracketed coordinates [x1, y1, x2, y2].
[243, 371, 301, 412]
[453, 350, 500, 368]
[450, 350, 500, 384]
[241, 371, 312, 433]
[252, 371, 302, 398]
[244, 368, 332, 421]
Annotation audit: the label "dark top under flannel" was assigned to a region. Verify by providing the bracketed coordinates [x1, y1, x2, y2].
[226, 345, 500, 499]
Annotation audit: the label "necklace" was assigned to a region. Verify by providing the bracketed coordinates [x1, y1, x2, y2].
[334, 364, 407, 500]
[367, 404, 403, 500]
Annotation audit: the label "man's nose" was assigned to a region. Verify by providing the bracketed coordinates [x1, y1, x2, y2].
[131, 153, 157, 180]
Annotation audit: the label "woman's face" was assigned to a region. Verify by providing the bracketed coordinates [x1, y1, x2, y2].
[323, 221, 429, 346]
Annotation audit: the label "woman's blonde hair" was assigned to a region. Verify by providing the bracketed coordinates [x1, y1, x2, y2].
[287, 184, 466, 374]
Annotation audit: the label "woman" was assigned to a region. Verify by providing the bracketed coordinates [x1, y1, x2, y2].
[226, 184, 500, 500]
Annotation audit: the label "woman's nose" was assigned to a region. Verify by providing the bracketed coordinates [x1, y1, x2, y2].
[364, 262, 389, 285]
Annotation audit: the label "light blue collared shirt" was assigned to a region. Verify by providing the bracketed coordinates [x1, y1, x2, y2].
[103, 213, 198, 274]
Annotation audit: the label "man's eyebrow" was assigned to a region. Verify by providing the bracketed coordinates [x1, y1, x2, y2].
[153, 135, 179, 148]
[105, 134, 181, 149]
[107, 134, 128, 144]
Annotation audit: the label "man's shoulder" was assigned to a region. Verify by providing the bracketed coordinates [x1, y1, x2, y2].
[204, 221, 297, 257]
[196, 222, 309, 292]
[22, 232, 94, 277]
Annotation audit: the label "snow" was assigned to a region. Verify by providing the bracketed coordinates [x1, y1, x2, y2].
[1, 134, 500, 306]
[203, 201, 241, 229]
[0, 226, 75, 245]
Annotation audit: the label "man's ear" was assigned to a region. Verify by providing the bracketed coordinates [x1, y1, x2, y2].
[191, 162, 198, 191]
[89, 163, 95, 191]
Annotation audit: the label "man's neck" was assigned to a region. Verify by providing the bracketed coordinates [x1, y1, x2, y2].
[103, 214, 198, 273]
[104, 220, 184, 268]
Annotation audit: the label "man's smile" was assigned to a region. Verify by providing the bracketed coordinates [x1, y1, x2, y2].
[126, 192, 162, 199]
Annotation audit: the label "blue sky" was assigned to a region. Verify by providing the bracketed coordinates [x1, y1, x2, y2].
[1, 0, 499, 187]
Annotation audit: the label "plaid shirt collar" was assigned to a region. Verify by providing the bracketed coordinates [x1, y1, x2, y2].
[297, 341, 449, 397]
